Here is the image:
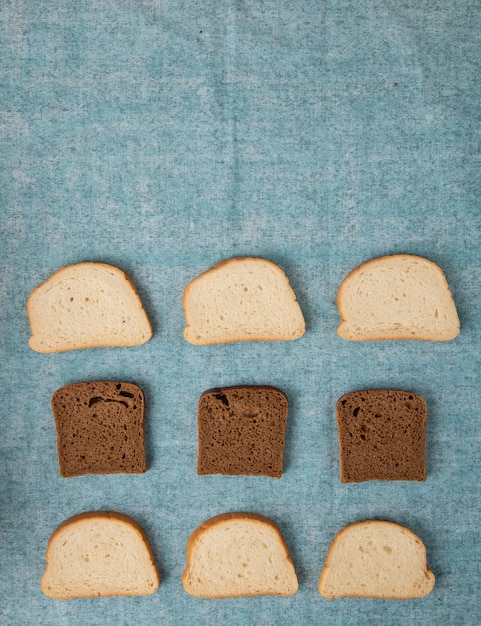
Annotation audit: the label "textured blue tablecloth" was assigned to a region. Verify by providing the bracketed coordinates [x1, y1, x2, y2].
[1, 1, 480, 624]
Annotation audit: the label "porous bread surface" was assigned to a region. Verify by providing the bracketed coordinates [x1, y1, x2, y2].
[319, 520, 435, 599]
[41, 512, 160, 599]
[183, 257, 305, 345]
[336, 390, 427, 482]
[337, 254, 460, 341]
[182, 513, 298, 597]
[197, 386, 288, 478]
[27, 262, 152, 352]
[52, 382, 146, 477]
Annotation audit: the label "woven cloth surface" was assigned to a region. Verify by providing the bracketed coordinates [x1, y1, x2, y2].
[1, 1, 480, 624]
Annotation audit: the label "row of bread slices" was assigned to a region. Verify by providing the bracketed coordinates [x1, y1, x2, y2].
[40, 511, 435, 600]
[27, 254, 460, 353]
[51, 382, 428, 483]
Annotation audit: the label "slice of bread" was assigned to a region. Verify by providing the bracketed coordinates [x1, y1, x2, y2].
[52, 382, 147, 477]
[183, 257, 305, 345]
[27, 262, 152, 352]
[318, 520, 435, 599]
[41, 511, 160, 599]
[337, 254, 460, 341]
[336, 390, 427, 482]
[197, 386, 288, 478]
[182, 513, 298, 597]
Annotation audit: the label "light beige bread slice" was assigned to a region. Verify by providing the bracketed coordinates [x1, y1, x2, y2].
[182, 512, 298, 597]
[40, 511, 160, 599]
[318, 520, 435, 599]
[183, 257, 305, 345]
[337, 254, 459, 341]
[27, 262, 152, 352]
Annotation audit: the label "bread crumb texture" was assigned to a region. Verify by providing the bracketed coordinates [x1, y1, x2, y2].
[182, 513, 298, 597]
[40, 512, 160, 599]
[319, 520, 435, 599]
[197, 386, 288, 478]
[337, 390, 427, 482]
[27, 262, 152, 352]
[183, 257, 305, 344]
[52, 382, 146, 477]
[337, 254, 460, 341]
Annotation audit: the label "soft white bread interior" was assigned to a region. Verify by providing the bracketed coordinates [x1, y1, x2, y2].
[40, 511, 160, 599]
[182, 513, 298, 597]
[183, 257, 305, 345]
[318, 520, 435, 599]
[27, 262, 152, 352]
[337, 254, 459, 341]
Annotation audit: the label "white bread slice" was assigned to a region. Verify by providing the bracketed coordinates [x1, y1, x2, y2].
[40, 511, 160, 599]
[337, 254, 459, 341]
[182, 512, 298, 597]
[183, 257, 305, 345]
[27, 262, 152, 352]
[318, 520, 435, 599]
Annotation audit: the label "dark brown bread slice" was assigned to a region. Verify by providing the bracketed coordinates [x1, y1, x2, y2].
[197, 386, 288, 478]
[336, 390, 427, 483]
[52, 382, 146, 477]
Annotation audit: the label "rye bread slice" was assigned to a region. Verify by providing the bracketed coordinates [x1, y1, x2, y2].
[336, 390, 427, 483]
[52, 382, 146, 477]
[197, 386, 288, 478]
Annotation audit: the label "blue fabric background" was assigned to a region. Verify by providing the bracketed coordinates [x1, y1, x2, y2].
[1, 1, 480, 624]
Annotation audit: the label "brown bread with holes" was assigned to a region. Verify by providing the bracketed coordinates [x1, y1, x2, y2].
[52, 382, 146, 477]
[336, 389, 427, 483]
[197, 386, 288, 478]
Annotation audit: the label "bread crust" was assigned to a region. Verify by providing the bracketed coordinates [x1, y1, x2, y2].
[183, 257, 305, 345]
[27, 262, 152, 352]
[199, 384, 287, 400]
[41, 511, 160, 599]
[182, 512, 298, 598]
[337, 254, 459, 341]
[318, 520, 435, 599]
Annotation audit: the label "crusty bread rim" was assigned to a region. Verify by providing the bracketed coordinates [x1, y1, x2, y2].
[27, 262, 153, 352]
[336, 253, 459, 341]
[41, 511, 160, 599]
[318, 520, 435, 600]
[199, 384, 288, 402]
[336, 389, 426, 410]
[182, 257, 305, 345]
[182, 512, 297, 598]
